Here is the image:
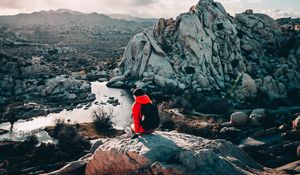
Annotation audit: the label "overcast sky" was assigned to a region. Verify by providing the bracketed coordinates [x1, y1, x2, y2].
[0, 0, 299, 19]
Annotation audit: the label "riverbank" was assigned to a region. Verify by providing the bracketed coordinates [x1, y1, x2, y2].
[0, 121, 125, 174]
[0, 81, 133, 142]
[45, 122, 125, 140]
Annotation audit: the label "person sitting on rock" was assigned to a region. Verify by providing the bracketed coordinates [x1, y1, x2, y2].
[130, 88, 159, 139]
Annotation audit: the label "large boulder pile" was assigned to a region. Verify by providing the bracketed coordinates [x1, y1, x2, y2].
[85, 131, 269, 175]
[108, 0, 300, 108]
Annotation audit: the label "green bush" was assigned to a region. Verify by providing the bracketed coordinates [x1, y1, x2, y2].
[92, 108, 115, 133]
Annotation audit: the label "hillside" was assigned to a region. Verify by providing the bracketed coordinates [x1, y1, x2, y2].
[0, 9, 155, 57]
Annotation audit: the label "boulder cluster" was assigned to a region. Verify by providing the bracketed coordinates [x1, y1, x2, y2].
[220, 109, 300, 168]
[108, 0, 300, 108]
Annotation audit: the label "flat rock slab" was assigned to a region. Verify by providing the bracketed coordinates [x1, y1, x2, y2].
[239, 135, 283, 151]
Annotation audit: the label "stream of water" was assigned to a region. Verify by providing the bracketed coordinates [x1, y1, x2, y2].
[0, 82, 134, 142]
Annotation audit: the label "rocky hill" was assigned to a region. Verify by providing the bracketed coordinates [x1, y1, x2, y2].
[108, 0, 300, 111]
[0, 9, 152, 32]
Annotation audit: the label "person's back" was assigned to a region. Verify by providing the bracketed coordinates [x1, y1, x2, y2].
[131, 89, 158, 136]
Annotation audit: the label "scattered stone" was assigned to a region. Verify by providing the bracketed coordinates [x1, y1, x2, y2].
[106, 76, 125, 88]
[98, 78, 108, 82]
[178, 83, 186, 91]
[107, 98, 114, 104]
[220, 122, 232, 127]
[239, 135, 283, 151]
[86, 103, 92, 108]
[249, 109, 267, 127]
[67, 93, 77, 101]
[112, 99, 119, 106]
[293, 115, 300, 130]
[230, 111, 249, 126]
[278, 124, 290, 132]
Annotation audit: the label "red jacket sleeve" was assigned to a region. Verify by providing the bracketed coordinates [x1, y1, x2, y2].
[132, 102, 141, 133]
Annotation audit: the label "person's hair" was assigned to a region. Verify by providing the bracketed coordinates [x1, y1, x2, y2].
[133, 88, 145, 97]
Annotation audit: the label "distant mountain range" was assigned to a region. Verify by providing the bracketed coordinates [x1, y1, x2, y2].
[106, 14, 157, 23]
[0, 9, 156, 58]
[0, 9, 157, 26]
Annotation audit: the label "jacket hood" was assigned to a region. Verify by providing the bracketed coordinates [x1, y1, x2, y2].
[135, 95, 152, 104]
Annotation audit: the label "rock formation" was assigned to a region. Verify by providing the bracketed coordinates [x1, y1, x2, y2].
[85, 131, 268, 175]
[108, 0, 300, 108]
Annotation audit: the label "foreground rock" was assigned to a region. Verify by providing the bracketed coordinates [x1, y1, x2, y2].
[85, 131, 270, 175]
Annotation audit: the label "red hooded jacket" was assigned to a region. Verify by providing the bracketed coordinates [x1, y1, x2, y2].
[132, 95, 152, 133]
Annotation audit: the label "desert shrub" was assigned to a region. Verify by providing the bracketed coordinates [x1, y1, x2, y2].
[53, 118, 66, 136]
[92, 108, 115, 133]
[52, 119, 91, 158]
[29, 143, 58, 163]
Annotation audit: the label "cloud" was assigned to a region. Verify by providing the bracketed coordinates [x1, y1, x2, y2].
[256, 8, 300, 19]
[0, 0, 196, 18]
[0, 0, 298, 19]
[130, 0, 158, 6]
[0, 0, 36, 9]
[246, 0, 263, 3]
